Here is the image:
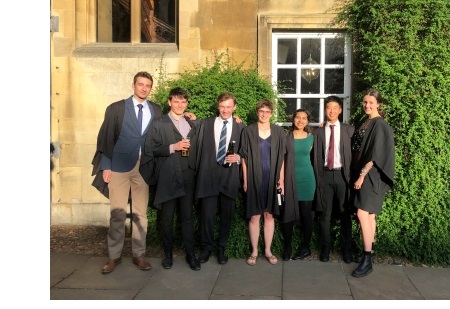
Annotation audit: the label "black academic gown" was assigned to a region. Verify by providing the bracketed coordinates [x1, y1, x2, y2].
[149, 114, 199, 209]
[353, 117, 395, 213]
[239, 123, 286, 219]
[195, 117, 245, 200]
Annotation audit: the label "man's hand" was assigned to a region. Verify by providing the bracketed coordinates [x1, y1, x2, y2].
[233, 115, 242, 123]
[173, 140, 190, 151]
[102, 169, 112, 183]
[224, 153, 241, 165]
[184, 112, 197, 120]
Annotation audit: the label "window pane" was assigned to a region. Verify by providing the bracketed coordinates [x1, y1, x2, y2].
[301, 38, 320, 63]
[300, 76, 320, 94]
[278, 39, 297, 64]
[324, 68, 344, 94]
[277, 69, 297, 94]
[325, 37, 345, 64]
[97, 0, 176, 43]
[283, 98, 298, 122]
[142, 0, 176, 43]
[300, 98, 320, 124]
[97, 0, 131, 43]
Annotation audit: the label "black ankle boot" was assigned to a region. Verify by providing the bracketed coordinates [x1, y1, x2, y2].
[162, 251, 173, 269]
[355, 243, 375, 263]
[352, 251, 373, 278]
[282, 246, 292, 261]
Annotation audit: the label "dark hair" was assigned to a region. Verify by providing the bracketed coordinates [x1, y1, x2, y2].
[290, 108, 312, 133]
[133, 71, 153, 85]
[324, 95, 343, 108]
[363, 88, 385, 117]
[255, 98, 274, 112]
[168, 87, 189, 102]
[217, 92, 236, 106]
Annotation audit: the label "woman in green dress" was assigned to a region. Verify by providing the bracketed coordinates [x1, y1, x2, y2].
[282, 109, 316, 261]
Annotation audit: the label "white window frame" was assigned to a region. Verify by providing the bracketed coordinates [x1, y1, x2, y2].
[272, 32, 352, 127]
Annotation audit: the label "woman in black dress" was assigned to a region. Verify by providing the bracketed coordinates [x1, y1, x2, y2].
[351, 89, 395, 278]
[239, 99, 286, 266]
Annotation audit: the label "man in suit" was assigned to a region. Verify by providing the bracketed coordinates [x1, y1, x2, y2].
[195, 92, 244, 265]
[313, 95, 354, 264]
[148, 87, 201, 271]
[91, 71, 162, 273]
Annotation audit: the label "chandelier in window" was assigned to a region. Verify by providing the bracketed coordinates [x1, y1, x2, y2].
[301, 40, 320, 84]
[301, 55, 319, 84]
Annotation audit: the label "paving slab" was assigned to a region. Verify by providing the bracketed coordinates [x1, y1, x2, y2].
[404, 266, 450, 300]
[50, 253, 91, 287]
[52, 256, 157, 290]
[135, 256, 222, 300]
[210, 257, 282, 299]
[347, 264, 422, 300]
[283, 259, 352, 300]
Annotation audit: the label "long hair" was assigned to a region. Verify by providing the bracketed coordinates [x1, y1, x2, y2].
[363, 88, 385, 118]
[290, 108, 312, 134]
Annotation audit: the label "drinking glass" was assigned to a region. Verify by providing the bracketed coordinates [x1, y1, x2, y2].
[181, 136, 190, 156]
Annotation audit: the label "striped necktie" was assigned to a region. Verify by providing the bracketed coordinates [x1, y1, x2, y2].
[216, 120, 228, 164]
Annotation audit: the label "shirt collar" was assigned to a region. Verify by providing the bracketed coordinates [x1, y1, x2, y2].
[217, 116, 232, 123]
[327, 120, 340, 128]
[132, 97, 147, 108]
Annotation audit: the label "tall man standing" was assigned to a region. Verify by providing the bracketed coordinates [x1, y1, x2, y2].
[195, 92, 244, 264]
[149, 87, 201, 271]
[313, 95, 354, 264]
[91, 71, 162, 273]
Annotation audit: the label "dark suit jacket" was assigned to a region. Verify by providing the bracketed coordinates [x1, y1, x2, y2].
[149, 114, 199, 209]
[313, 122, 354, 211]
[91, 96, 162, 198]
[195, 117, 244, 200]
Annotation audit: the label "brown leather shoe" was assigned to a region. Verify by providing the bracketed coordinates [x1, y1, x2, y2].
[132, 255, 152, 270]
[101, 257, 122, 274]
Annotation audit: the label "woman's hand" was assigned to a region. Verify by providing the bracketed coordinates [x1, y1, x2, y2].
[277, 180, 284, 195]
[354, 176, 364, 190]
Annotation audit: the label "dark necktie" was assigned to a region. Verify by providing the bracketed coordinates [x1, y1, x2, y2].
[217, 120, 228, 164]
[327, 124, 335, 169]
[137, 104, 143, 134]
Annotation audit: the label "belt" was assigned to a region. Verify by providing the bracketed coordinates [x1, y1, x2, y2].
[324, 167, 341, 171]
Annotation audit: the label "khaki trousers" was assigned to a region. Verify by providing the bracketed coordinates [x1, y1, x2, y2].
[107, 158, 149, 258]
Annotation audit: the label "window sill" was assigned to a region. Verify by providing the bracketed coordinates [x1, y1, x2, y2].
[72, 43, 179, 58]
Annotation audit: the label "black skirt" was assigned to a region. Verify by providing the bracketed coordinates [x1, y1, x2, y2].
[354, 166, 391, 214]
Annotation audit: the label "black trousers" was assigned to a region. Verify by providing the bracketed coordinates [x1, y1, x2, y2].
[319, 169, 352, 252]
[160, 179, 196, 255]
[282, 201, 314, 252]
[200, 193, 236, 252]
